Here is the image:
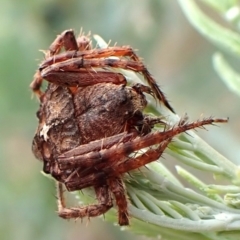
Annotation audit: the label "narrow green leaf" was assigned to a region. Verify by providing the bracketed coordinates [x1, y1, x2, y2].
[178, 0, 240, 56]
[200, 0, 238, 13]
[213, 52, 240, 96]
[206, 184, 240, 194]
[176, 166, 224, 202]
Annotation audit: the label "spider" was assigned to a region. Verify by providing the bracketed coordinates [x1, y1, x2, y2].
[31, 29, 227, 225]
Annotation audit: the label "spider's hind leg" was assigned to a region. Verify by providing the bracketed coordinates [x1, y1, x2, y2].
[57, 181, 113, 221]
[108, 177, 129, 226]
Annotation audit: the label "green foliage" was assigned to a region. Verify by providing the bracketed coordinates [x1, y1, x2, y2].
[178, 0, 240, 96]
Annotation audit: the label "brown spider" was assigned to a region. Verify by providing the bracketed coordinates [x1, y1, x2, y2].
[31, 29, 227, 225]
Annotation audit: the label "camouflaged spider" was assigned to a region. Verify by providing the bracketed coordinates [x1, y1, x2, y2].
[31, 29, 227, 225]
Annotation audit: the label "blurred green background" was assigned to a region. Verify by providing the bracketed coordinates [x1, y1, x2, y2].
[1, 1, 239, 240]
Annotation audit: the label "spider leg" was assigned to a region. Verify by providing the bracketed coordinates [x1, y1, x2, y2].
[59, 118, 227, 170]
[48, 29, 78, 57]
[40, 46, 141, 68]
[41, 56, 174, 112]
[62, 140, 170, 224]
[41, 69, 127, 87]
[30, 71, 45, 97]
[32, 32, 128, 94]
[30, 29, 78, 97]
[108, 177, 129, 226]
[58, 115, 164, 171]
[58, 132, 135, 170]
[64, 138, 171, 192]
[40, 46, 175, 112]
[115, 139, 171, 173]
[57, 180, 113, 220]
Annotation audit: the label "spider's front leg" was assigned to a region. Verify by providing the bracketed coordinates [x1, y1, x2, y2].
[40, 47, 175, 112]
[41, 69, 127, 88]
[58, 132, 135, 169]
[48, 29, 78, 57]
[58, 117, 227, 172]
[57, 181, 113, 220]
[108, 177, 129, 226]
[30, 29, 79, 97]
[32, 37, 127, 94]
[57, 114, 165, 171]
[64, 138, 171, 192]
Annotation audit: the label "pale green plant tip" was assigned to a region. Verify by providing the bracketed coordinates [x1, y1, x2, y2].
[146, 161, 183, 186]
[225, 193, 240, 207]
[176, 165, 208, 189]
[176, 166, 224, 202]
[167, 147, 225, 174]
[206, 184, 240, 194]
